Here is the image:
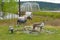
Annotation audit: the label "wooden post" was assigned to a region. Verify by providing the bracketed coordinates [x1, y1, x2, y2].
[19, 0, 21, 17]
[1, 0, 4, 18]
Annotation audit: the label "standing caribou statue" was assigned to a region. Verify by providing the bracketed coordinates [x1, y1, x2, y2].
[17, 11, 32, 26]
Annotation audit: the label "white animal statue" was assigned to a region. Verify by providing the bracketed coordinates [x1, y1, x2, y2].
[17, 11, 32, 25]
[25, 11, 32, 20]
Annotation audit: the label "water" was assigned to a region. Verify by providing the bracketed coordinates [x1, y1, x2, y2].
[0, 13, 19, 20]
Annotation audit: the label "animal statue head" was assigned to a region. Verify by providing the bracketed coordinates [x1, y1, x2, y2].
[23, 15, 32, 20]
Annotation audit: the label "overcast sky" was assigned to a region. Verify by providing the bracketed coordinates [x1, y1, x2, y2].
[17, 0, 60, 3]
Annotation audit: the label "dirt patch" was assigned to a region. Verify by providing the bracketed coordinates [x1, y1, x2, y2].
[45, 19, 60, 26]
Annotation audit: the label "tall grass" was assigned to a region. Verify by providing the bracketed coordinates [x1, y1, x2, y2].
[33, 12, 60, 18]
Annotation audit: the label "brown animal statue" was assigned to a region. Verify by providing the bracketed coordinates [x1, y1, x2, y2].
[33, 22, 45, 32]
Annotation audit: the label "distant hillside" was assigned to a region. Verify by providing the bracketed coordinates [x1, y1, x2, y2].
[21, 1, 60, 11]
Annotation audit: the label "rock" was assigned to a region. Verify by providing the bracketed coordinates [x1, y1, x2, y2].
[0, 17, 3, 20]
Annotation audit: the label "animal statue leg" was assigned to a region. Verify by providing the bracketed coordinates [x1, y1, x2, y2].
[40, 26, 43, 32]
[32, 24, 36, 32]
[27, 16, 32, 20]
[17, 20, 20, 27]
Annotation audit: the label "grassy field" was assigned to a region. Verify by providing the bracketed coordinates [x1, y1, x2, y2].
[33, 12, 60, 18]
[0, 25, 60, 40]
[0, 12, 60, 40]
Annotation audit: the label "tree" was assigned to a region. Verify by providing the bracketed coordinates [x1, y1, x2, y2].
[0, 0, 2, 11]
[3, 0, 18, 13]
[0, 0, 18, 18]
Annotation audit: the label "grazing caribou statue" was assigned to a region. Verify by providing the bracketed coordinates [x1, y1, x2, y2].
[32, 21, 45, 32]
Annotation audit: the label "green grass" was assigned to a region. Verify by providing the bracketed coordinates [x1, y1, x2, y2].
[33, 12, 60, 18]
[0, 12, 60, 40]
[0, 26, 60, 40]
